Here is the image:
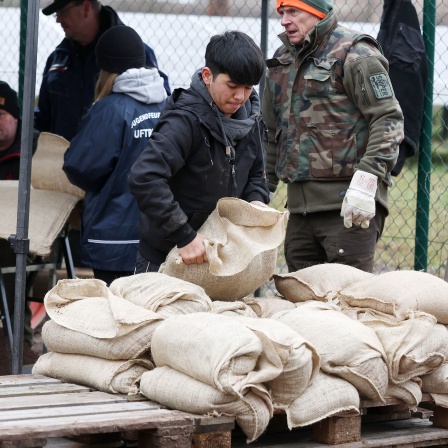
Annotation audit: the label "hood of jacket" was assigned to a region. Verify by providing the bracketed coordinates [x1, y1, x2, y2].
[113, 67, 167, 104]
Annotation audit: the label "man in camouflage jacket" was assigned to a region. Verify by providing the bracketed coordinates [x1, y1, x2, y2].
[262, 0, 404, 273]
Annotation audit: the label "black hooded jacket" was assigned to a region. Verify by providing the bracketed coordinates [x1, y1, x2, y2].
[377, 0, 428, 175]
[128, 84, 270, 265]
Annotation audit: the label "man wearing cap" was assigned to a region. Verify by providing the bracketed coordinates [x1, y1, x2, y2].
[262, 0, 404, 273]
[35, 0, 170, 142]
[0, 81, 39, 180]
[0, 81, 39, 370]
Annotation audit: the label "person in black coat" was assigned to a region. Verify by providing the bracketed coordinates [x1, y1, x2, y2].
[129, 31, 270, 273]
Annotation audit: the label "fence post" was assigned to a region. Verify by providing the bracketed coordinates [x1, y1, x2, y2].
[415, 0, 436, 271]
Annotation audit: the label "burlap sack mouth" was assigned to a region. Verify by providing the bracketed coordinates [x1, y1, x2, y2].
[160, 198, 289, 300]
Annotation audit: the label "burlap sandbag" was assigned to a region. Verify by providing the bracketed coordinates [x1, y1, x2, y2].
[242, 297, 296, 318]
[286, 371, 360, 429]
[421, 363, 448, 394]
[274, 263, 373, 303]
[210, 300, 258, 317]
[32, 352, 153, 395]
[159, 198, 288, 300]
[339, 270, 448, 324]
[42, 318, 162, 360]
[151, 313, 285, 397]
[44, 278, 160, 338]
[272, 302, 388, 402]
[353, 310, 447, 384]
[234, 316, 320, 408]
[385, 380, 422, 407]
[139, 366, 273, 443]
[109, 272, 212, 317]
[31, 132, 84, 198]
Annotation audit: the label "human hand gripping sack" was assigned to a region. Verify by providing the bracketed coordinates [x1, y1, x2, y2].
[341, 170, 377, 229]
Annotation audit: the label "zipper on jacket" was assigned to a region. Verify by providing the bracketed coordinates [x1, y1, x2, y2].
[204, 136, 213, 165]
[226, 145, 238, 195]
[356, 65, 371, 107]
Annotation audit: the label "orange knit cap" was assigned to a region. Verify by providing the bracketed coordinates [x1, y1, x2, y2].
[276, 0, 330, 19]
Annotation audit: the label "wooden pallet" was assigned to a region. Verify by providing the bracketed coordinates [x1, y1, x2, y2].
[231, 396, 448, 447]
[0, 374, 234, 448]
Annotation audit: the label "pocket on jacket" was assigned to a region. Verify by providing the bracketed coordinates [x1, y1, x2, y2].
[306, 122, 357, 179]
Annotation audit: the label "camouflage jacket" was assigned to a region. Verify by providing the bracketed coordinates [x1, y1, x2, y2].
[262, 10, 404, 213]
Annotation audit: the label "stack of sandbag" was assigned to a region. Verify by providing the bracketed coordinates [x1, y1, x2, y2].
[338, 270, 448, 406]
[159, 198, 289, 300]
[139, 312, 319, 442]
[33, 278, 162, 394]
[272, 301, 389, 404]
[242, 296, 296, 318]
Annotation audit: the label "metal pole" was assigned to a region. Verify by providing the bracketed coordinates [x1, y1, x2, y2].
[18, 0, 29, 112]
[414, 0, 435, 271]
[259, 0, 270, 106]
[11, 0, 40, 375]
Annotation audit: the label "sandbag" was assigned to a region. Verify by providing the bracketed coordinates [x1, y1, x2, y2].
[385, 380, 422, 407]
[159, 198, 288, 300]
[339, 270, 448, 323]
[32, 352, 152, 395]
[353, 310, 447, 384]
[109, 272, 212, 317]
[242, 296, 296, 318]
[139, 366, 273, 443]
[44, 278, 160, 338]
[286, 371, 359, 429]
[210, 300, 258, 317]
[42, 318, 162, 360]
[274, 263, 372, 302]
[151, 313, 277, 397]
[421, 363, 448, 394]
[272, 301, 388, 402]
[234, 316, 320, 408]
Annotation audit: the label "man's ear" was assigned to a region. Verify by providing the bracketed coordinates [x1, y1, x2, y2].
[201, 67, 213, 86]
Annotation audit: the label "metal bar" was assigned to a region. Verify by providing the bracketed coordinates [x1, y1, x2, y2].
[11, 0, 40, 375]
[258, 0, 270, 107]
[414, 0, 436, 271]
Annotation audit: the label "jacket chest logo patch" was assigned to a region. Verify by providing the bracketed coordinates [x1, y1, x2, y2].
[369, 73, 393, 99]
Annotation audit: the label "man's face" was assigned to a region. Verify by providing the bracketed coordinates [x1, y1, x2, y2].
[201, 68, 253, 118]
[278, 6, 320, 45]
[54, 1, 86, 41]
[0, 109, 18, 150]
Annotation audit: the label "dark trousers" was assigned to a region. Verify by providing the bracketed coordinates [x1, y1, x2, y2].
[93, 269, 134, 286]
[134, 251, 160, 274]
[284, 205, 387, 273]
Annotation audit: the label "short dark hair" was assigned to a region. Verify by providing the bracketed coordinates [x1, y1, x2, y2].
[205, 31, 265, 86]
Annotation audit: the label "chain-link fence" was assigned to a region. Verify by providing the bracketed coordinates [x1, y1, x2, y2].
[1, 0, 447, 291]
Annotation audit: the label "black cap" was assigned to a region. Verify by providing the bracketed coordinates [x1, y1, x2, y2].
[96, 26, 146, 74]
[0, 82, 20, 119]
[42, 0, 75, 16]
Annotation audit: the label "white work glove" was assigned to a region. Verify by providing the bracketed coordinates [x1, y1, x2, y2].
[341, 170, 377, 229]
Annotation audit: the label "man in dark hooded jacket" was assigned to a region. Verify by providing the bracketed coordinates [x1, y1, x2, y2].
[129, 31, 270, 273]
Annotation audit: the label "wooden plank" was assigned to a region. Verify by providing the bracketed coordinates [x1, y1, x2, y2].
[0, 409, 193, 440]
[0, 375, 61, 387]
[0, 391, 128, 412]
[0, 401, 160, 422]
[0, 383, 90, 398]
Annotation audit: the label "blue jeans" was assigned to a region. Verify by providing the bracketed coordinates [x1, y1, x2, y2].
[134, 251, 160, 274]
